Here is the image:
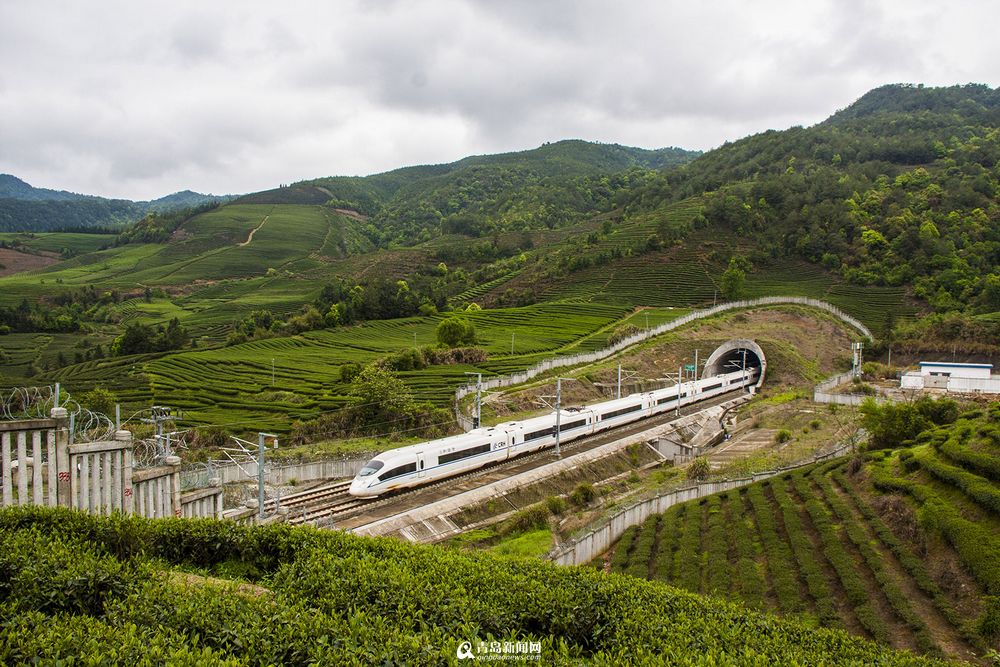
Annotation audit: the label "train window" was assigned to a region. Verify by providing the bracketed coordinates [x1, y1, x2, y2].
[358, 460, 385, 477]
[524, 427, 554, 441]
[657, 393, 686, 405]
[601, 404, 642, 419]
[702, 383, 722, 392]
[379, 462, 416, 481]
[439, 442, 491, 464]
[558, 419, 587, 432]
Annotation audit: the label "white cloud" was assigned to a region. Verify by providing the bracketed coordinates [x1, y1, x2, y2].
[0, 0, 997, 199]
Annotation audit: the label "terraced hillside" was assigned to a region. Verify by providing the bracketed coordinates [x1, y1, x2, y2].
[0, 506, 948, 665]
[605, 405, 1000, 663]
[46, 302, 632, 429]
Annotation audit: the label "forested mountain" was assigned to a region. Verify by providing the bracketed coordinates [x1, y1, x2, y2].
[0, 174, 90, 201]
[240, 140, 701, 246]
[621, 83, 1000, 318]
[0, 174, 233, 232]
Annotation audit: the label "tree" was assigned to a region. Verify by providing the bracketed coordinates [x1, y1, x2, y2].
[720, 257, 746, 300]
[436, 317, 476, 347]
[350, 364, 414, 429]
[80, 386, 118, 416]
[112, 323, 154, 356]
[860, 396, 958, 449]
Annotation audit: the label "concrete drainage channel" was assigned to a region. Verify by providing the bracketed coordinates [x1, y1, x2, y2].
[347, 395, 749, 543]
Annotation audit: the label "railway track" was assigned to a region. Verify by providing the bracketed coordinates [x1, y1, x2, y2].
[280, 389, 745, 528]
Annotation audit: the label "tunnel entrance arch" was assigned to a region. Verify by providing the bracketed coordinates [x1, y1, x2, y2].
[702, 339, 766, 389]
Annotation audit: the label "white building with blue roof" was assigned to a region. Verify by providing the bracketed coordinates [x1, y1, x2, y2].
[900, 361, 999, 394]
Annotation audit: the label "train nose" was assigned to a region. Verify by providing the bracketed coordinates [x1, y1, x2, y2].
[348, 477, 368, 497]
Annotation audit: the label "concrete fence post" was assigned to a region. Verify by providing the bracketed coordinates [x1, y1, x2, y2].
[116, 430, 134, 514]
[166, 455, 182, 518]
[51, 407, 71, 507]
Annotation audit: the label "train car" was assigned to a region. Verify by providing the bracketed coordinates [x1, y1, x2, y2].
[349, 368, 759, 498]
[349, 428, 509, 497]
[591, 394, 653, 434]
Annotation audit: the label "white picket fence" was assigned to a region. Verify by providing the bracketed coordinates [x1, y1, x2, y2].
[454, 297, 873, 430]
[0, 409, 222, 519]
[549, 442, 852, 567]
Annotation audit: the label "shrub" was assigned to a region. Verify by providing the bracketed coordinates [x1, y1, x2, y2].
[190, 425, 229, 450]
[774, 429, 793, 444]
[569, 483, 597, 506]
[979, 596, 1000, 639]
[545, 496, 567, 515]
[686, 457, 711, 481]
[498, 505, 549, 537]
[339, 362, 361, 383]
[609, 324, 641, 346]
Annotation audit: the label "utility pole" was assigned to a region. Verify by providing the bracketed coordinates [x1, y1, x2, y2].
[676, 366, 682, 416]
[271, 358, 275, 386]
[555, 378, 563, 458]
[142, 406, 174, 461]
[413, 331, 417, 348]
[464, 372, 482, 428]
[851, 341, 863, 378]
[617, 364, 622, 400]
[257, 432, 279, 520]
[511, 332, 515, 355]
[694, 349, 699, 381]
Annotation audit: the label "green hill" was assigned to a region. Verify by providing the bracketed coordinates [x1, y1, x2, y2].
[1, 87, 998, 414]
[0, 505, 949, 665]
[605, 403, 1000, 663]
[624, 83, 1000, 321]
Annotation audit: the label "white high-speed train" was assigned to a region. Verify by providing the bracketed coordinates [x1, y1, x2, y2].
[348, 367, 758, 498]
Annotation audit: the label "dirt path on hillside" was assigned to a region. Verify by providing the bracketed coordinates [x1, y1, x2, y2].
[238, 215, 269, 247]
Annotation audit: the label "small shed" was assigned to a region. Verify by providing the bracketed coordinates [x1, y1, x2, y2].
[654, 437, 695, 463]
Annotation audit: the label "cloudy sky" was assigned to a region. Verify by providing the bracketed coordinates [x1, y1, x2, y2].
[1, 1, 998, 200]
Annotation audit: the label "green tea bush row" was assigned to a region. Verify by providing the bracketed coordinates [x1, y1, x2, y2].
[746, 483, 805, 614]
[624, 515, 658, 579]
[769, 476, 839, 626]
[651, 505, 679, 582]
[730, 492, 767, 608]
[913, 447, 1000, 515]
[936, 436, 1000, 481]
[812, 470, 939, 656]
[608, 525, 636, 572]
[831, 468, 980, 649]
[866, 418, 1000, 598]
[674, 501, 704, 591]
[703, 495, 732, 596]
[791, 474, 891, 644]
